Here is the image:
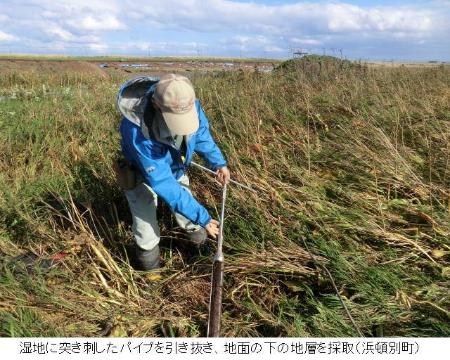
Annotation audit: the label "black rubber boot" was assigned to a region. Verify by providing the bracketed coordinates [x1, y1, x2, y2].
[187, 228, 207, 246]
[134, 245, 160, 271]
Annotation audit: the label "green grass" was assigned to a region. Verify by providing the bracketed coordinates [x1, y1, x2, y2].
[0, 58, 449, 337]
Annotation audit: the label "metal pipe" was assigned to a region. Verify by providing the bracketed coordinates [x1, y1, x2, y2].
[207, 183, 227, 337]
[190, 161, 257, 194]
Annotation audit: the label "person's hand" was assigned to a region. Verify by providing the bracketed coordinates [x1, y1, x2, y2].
[216, 166, 230, 185]
[205, 219, 220, 239]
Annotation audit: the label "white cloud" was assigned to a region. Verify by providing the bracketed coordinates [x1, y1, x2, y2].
[43, 25, 101, 44]
[218, 35, 287, 55]
[44, 26, 75, 41]
[125, 1, 438, 35]
[290, 37, 323, 46]
[0, 1, 448, 58]
[75, 15, 126, 31]
[27, 0, 121, 13]
[0, 31, 17, 42]
[116, 40, 209, 55]
[15, 0, 126, 33]
[264, 45, 284, 53]
[88, 42, 109, 52]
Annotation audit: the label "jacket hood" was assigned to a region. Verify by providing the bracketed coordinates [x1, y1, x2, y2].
[117, 76, 159, 126]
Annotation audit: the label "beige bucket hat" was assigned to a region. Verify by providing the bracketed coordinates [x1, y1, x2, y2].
[152, 74, 199, 136]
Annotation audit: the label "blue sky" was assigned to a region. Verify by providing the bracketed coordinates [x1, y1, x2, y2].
[0, 0, 449, 60]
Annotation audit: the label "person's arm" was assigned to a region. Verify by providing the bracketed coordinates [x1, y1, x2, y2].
[193, 101, 227, 171]
[121, 119, 212, 227]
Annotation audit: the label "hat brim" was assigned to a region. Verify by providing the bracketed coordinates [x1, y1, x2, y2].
[161, 105, 199, 136]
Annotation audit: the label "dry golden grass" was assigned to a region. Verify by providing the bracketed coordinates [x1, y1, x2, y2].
[0, 56, 449, 337]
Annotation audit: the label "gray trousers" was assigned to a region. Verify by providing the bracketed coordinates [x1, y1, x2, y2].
[124, 174, 201, 250]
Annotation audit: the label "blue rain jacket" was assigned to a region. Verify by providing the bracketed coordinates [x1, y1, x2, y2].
[120, 99, 227, 228]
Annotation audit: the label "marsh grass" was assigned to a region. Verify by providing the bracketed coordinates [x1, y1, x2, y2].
[0, 58, 449, 337]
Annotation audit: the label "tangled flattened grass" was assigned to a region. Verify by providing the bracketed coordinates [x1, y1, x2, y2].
[0, 59, 449, 336]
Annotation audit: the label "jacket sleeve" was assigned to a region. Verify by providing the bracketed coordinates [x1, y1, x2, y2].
[121, 120, 212, 228]
[194, 101, 227, 171]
